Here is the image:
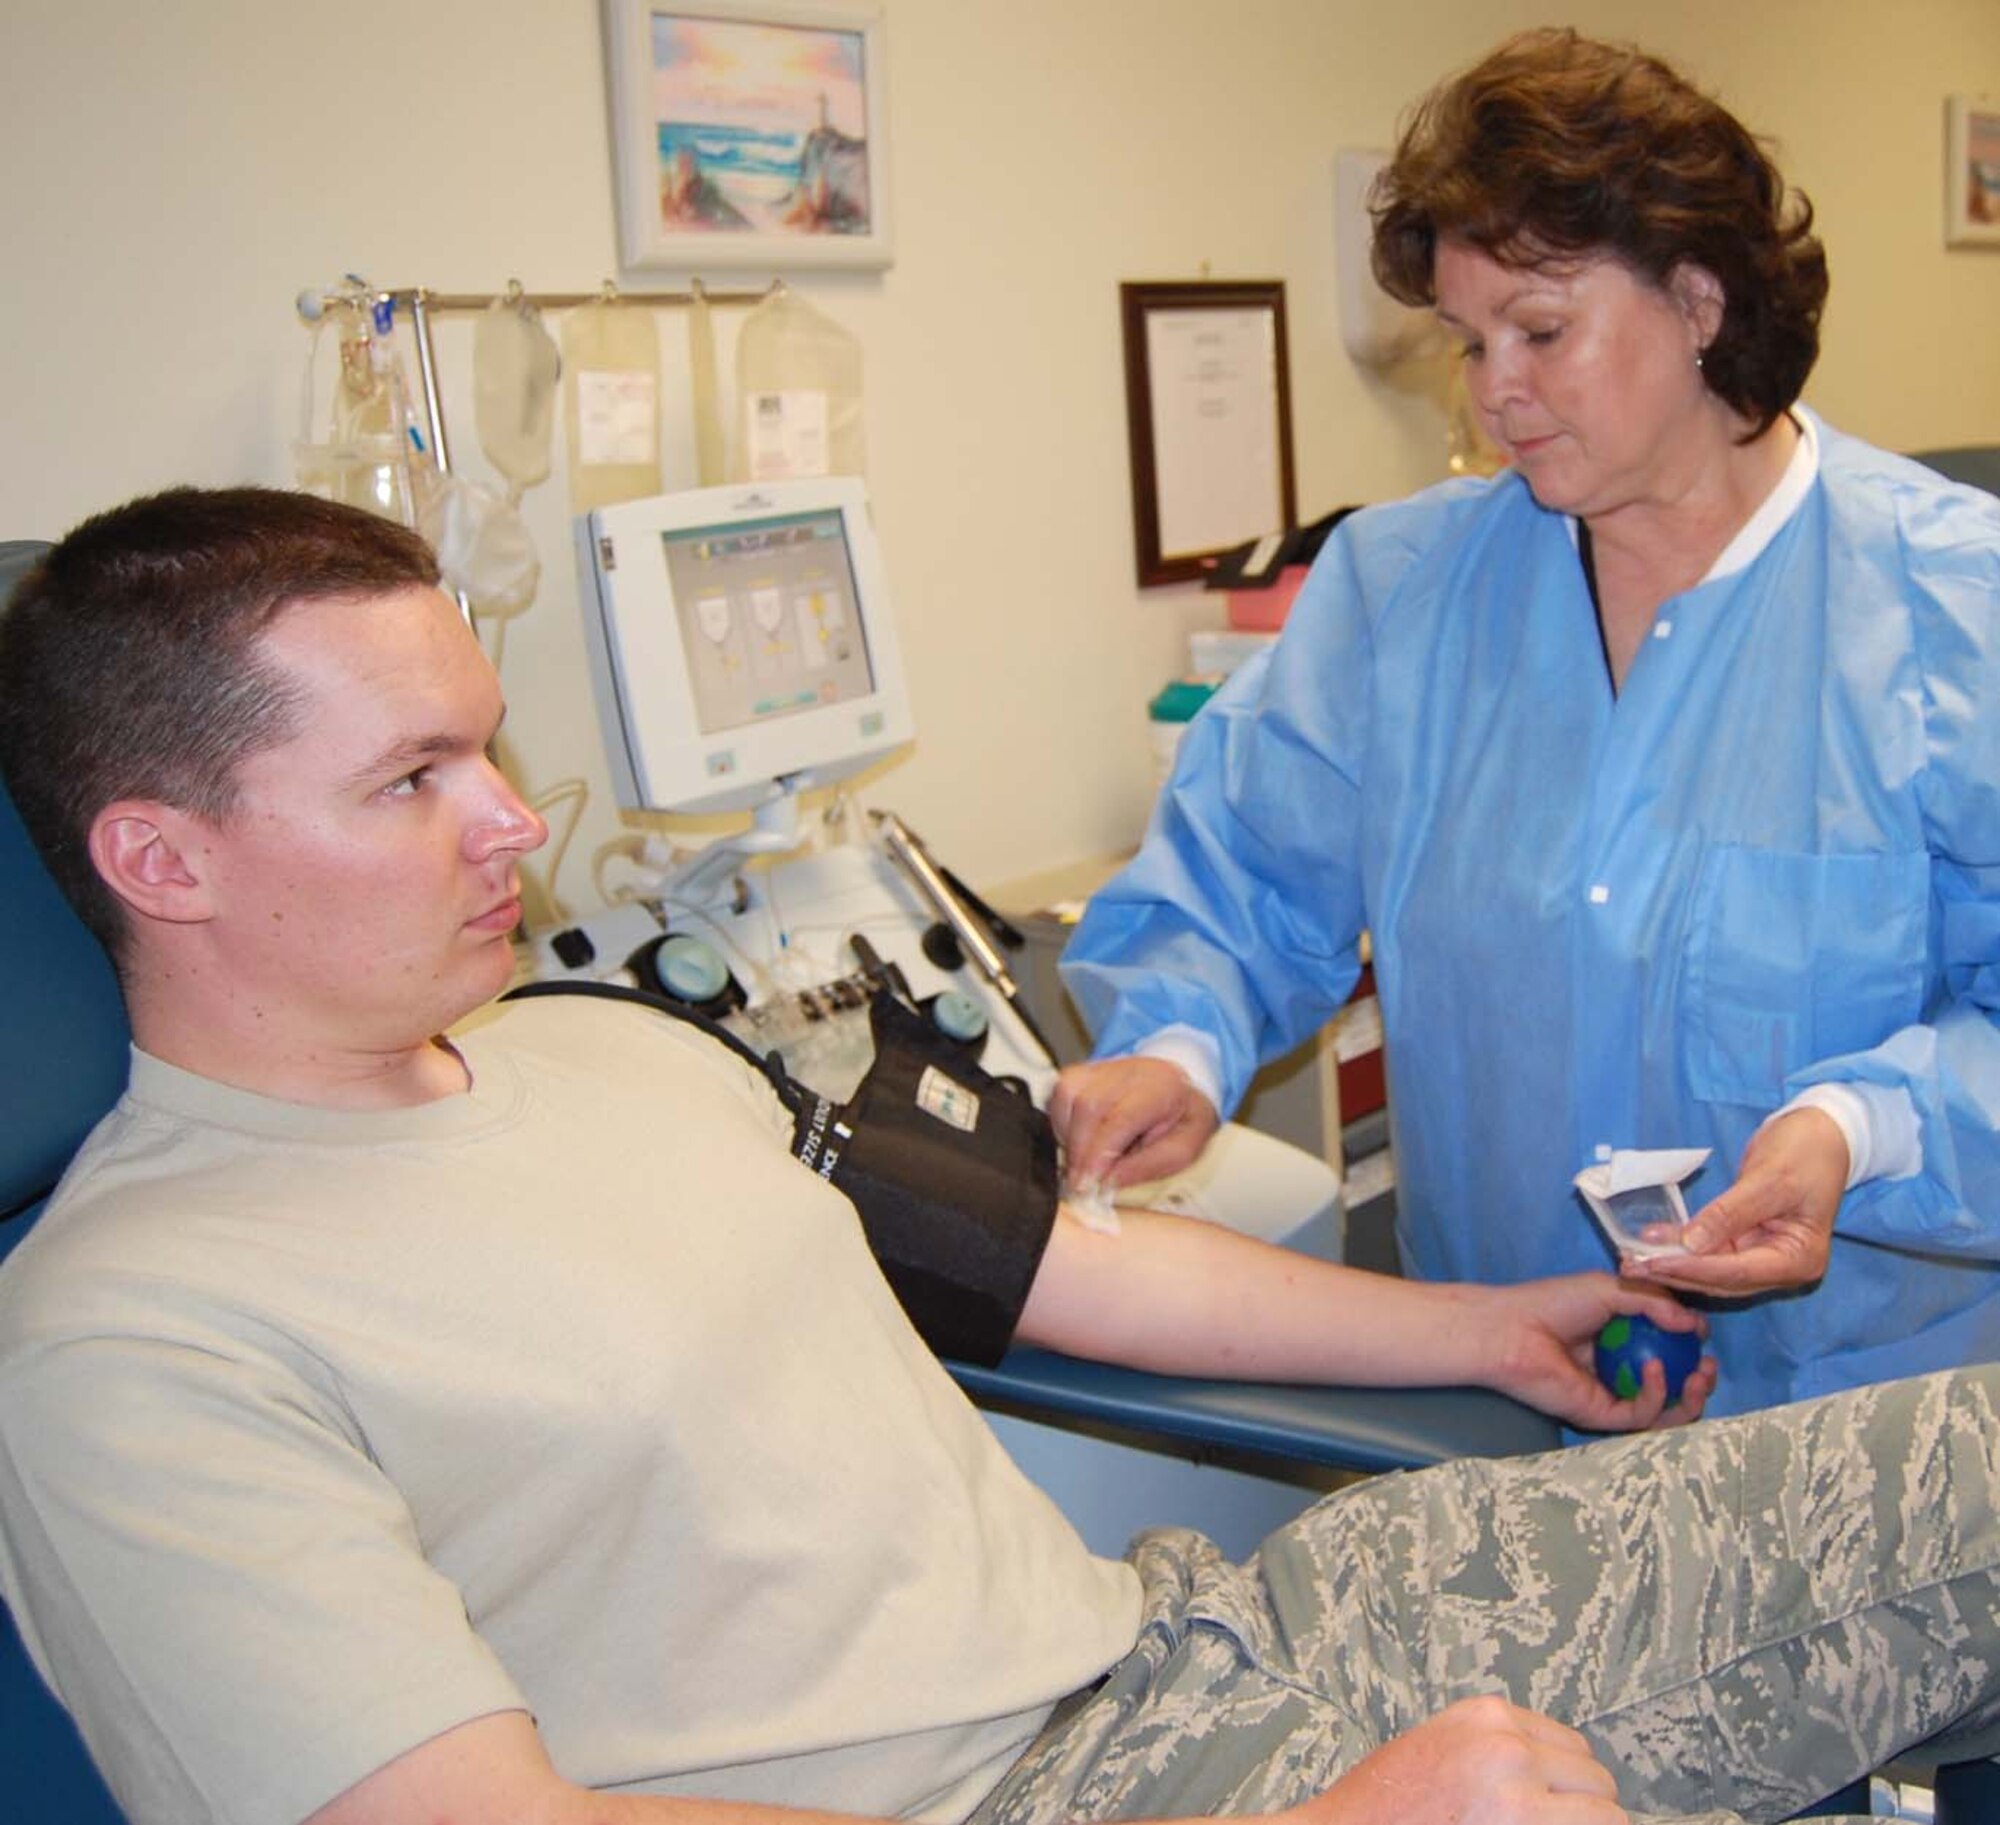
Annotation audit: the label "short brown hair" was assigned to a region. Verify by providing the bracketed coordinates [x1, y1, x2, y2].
[1371, 28, 1828, 434]
[0, 487, 439, 954]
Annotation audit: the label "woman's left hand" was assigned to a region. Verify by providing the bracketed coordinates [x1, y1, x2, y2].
[1625, 1107, 1847, 1298]
[1484, 1275, 1716, 1432]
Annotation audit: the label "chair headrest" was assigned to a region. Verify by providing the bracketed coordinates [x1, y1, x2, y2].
[0, 542, 131, 1222]
[1912, 446, 2000, 498]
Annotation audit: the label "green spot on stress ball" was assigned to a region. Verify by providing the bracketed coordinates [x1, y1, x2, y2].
[1594, 1313, 1701, 1403]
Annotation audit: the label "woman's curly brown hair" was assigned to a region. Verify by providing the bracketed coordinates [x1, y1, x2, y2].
[1371, 28, 1827, 433]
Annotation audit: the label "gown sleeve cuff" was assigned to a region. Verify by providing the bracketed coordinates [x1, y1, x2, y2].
[1776, 1081, 1923, 1189]
[1131, 1025, 1225, 1116]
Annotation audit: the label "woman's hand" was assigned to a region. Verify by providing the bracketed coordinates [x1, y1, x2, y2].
[1048, 1056, 1219, 1192]
[1478, 1275, 1715, 1432]
[1295, 1697, 1628, 1825]
[1626, 1107, 1847, 1298]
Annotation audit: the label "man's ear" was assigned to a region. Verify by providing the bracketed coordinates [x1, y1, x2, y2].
[88, 802, 218, 926]
[1671, 262, 1726, 358]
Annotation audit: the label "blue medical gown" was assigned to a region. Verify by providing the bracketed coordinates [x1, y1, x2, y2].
[1063, 419, 2000, 1416]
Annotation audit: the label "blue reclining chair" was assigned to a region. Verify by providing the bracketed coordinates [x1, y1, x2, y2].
[0, 538, 131, 1819]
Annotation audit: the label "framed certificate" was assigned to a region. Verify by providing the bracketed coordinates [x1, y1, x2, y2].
[1119, 280, 1297, 587]
[1946, 95, 2000, 249]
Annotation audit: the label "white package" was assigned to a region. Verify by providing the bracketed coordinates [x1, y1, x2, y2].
[1574, 1147, 1711, 1261]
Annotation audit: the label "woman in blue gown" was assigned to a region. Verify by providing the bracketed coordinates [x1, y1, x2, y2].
[1053, 28, 2000, 1418]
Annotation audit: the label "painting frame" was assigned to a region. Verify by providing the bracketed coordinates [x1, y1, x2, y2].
[1945, 95, 2000, 249]
[1120, 280, 1298, 589]
[602, 0, 892, 272]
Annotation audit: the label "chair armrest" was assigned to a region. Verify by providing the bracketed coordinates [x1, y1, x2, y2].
[949, 1347, 1563, 1477]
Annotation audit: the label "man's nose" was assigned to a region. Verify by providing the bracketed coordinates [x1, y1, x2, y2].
[471, 763, 549, 857]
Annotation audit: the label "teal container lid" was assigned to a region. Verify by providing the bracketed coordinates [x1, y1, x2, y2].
[656, 934, 730, 1003]
[930, 990, 989, 1043]
[1148, 678, 1218, 724]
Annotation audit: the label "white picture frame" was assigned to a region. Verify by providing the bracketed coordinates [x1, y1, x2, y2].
[601, 0, 892, 272]
[1946, 95, 2000, 248]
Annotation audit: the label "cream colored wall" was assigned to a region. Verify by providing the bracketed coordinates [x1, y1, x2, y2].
[3, 0, 1998, 915]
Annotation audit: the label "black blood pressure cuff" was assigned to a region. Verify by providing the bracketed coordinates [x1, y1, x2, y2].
[501, 976, 1056, 1368]
[792, 991, 1059, 1366]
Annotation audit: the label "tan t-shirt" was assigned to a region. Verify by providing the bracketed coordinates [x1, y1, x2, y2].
[0, 995, 1139, 1825]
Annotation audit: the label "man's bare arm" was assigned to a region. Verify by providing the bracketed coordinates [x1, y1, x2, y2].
[1015, 1204, 1714, 1431]
[306, 1711, 867, 1825]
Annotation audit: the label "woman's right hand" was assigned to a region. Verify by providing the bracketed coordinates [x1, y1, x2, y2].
[1047, 1056, 1219, 1193]
[1297, 1697, 1628, 1825]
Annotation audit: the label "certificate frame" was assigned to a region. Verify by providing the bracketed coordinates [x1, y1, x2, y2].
[1946, 95, 2000, 248]
[1119, 280, 1297, 588]
[602, 0, 892, 273]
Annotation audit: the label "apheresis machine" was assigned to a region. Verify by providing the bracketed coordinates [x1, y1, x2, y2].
[556, 476, 1338, 1251]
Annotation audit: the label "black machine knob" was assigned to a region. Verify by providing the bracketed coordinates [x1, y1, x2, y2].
[920, 920, 965, 972]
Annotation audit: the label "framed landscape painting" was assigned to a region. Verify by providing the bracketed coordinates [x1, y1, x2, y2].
[604, 0, 892, 271]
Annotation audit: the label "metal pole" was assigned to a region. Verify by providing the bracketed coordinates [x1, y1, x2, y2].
[296, 281, 777, 327]
[405, 291, 452, 475]
[873, 811, 1060, 1066]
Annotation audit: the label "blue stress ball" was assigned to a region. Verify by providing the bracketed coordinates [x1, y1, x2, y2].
[1594, 1313, 1702, 1404]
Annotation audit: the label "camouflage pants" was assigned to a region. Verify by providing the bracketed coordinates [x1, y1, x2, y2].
[972, 1367, 2000, 1825]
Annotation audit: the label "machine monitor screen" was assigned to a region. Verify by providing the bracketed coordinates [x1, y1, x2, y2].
[574, 478, 914, 816]
[664, 507, 875, 738]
